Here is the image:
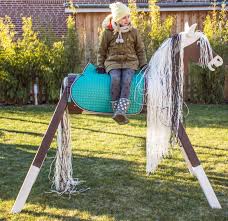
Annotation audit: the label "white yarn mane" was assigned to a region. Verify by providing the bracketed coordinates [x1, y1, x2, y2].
[141, 32, 214, 174]
[197, 32, 214, 67]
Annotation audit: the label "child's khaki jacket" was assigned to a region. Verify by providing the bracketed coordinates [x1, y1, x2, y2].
[97, 22, 147, 73]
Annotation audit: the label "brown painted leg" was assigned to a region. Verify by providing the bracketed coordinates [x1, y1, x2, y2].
[11, 88, 68, 213]
[178, 122, 200, 167]
[178, 122, 221, 209]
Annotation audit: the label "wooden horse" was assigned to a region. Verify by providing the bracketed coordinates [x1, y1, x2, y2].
[11, 23, 224, 213]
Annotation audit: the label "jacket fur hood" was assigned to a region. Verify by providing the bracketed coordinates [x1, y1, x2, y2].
[102, 14, 114, 30]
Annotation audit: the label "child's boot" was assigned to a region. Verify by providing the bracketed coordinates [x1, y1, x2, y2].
[112, 98, 130, 125]
[111, 100, 118, 112]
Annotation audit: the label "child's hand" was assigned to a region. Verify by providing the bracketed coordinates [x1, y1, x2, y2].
[140, 64, 148, 70]
[96, 67, 106, 74]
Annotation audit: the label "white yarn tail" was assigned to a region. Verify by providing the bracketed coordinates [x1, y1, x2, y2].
[52, 108, 79, 193]
[49, 83, 89, 195]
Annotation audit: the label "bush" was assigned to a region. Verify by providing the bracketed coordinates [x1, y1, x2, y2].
[42, 16, 82, 102]
[189, 1, 228, 104]
[129, 0, 227, 104]
[0, 15, 82, 104]
[128, 0, 174, 59]
[0, 16, 47, 104]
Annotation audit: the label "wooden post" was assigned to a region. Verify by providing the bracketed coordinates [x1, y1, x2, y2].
[11, 88, 68, 214]
[224, 65, 228, 103]
[178, 122, 221, 209]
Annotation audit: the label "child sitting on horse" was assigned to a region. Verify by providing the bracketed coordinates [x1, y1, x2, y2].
[96, 2, 147, 125]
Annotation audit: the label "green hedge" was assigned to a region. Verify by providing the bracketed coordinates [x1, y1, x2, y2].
[0, 1, 227, 105]
[0, 16, 82, 104]
[189, 2, 228, 104]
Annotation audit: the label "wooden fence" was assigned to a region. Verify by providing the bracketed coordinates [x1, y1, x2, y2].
[74, 10, 209, 62]
[74, 9, 228, 102]
[74, 10, 219, 101]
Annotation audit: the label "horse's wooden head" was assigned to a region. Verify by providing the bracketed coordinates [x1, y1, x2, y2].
[181, 23, 223, 74]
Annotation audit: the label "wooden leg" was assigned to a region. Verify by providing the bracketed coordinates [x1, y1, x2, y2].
[179, 145, 194, 175]
[178, 122, 221, 209]
[11, 88, 68, 214]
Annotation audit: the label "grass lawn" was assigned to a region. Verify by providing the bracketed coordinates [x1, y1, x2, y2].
[0, 104, 227, 221]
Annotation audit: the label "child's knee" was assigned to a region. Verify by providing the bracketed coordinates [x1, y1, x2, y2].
[110, 70, 121, 84]
[122, 69, 135, 83]
[124, 68, 135, 75]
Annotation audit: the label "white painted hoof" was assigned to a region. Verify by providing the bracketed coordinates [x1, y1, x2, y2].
[192, 165, 221, 209]
[11, 165, 40, 213]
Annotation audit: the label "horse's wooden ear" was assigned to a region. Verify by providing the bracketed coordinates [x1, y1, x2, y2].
[186, 23, 197, 37]
[184, 22, 190, 32]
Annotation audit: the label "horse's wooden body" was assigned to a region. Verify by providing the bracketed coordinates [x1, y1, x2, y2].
[11, 25, 224, 213]
[11, 71, 221, 214]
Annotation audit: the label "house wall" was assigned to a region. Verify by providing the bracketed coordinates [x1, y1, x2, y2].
[0, 0, 68, 38]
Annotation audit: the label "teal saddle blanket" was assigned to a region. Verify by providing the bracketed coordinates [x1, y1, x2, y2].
[70, 63, 145, 115]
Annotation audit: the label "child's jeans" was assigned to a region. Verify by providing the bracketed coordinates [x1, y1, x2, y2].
[109, 68, 135, 101]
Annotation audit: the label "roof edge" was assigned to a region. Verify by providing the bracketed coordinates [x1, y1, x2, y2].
[63, 2, 228, 8]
